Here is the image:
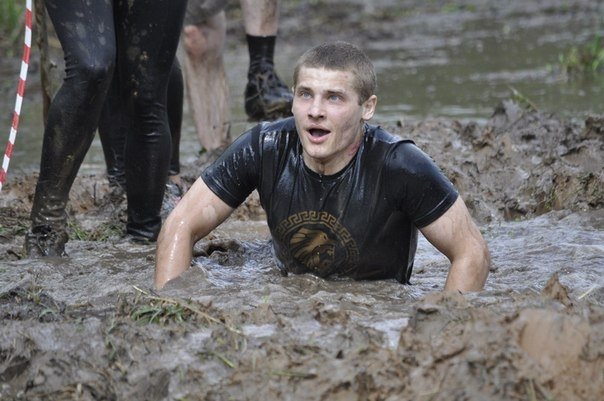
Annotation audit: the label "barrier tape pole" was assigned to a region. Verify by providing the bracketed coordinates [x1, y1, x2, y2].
[0, 0, 33, 192]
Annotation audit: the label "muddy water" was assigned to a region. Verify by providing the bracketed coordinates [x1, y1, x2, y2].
[172, 209, 604, 310]
[165, 210, 604, 349]
[367, 2, 604, 124]
[2, 210, 601, 347]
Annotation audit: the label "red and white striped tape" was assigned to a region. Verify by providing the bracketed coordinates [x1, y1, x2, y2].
[0, 0, 33, 192]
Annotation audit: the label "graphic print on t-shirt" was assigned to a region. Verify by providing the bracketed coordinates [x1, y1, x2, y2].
[274, 210, 359, 276]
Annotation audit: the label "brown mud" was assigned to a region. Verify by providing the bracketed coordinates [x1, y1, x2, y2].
[1, 1, 604, 400]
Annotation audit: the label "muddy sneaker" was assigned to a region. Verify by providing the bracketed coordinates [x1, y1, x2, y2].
[244, 62, 293, 121]
[160, 181, 184, 220]
[24, 225, 68, 257]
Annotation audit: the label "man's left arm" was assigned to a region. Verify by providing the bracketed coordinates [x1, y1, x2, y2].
[419, 197, 490, 292]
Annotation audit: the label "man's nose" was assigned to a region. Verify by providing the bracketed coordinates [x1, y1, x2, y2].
[308, 98, 325, 118]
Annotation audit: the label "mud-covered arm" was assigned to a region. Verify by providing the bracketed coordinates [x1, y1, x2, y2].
[154, 177, 234, 290]
[419, 197, 490, 292]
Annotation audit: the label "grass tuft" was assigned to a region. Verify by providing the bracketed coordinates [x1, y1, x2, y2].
[558, 34, 604, 78]
[0, 0, 26, 56]
[125, 286, 243, 335]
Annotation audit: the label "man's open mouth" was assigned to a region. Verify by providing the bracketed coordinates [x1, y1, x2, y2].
[309, 128, 330, 137]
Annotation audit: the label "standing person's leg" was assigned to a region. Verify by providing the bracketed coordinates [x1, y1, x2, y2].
[240, 0, 292, 121]
[98, 73, 127, 190]
[181, 1, 230, 152]
[26, 0, 116, 257]
[161, 59, 186, 218]
[167, 59, 184, 186]
[115, 0, 186, 241]
[98, 58, 184, 192]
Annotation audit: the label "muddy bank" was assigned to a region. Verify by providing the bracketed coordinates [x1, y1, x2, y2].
[403, 101, 604, 222]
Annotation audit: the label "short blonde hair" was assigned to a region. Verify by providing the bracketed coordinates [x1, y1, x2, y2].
[293, 41, 377, 104]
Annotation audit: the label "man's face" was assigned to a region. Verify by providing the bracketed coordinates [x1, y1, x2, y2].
[292, 67, 376, 175]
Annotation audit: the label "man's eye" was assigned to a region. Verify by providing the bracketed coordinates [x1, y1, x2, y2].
[298, 91, 311, 99]
[329, 94, 342, 101]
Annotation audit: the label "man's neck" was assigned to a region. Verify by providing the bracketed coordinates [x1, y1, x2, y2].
[303, 137, 363, 176]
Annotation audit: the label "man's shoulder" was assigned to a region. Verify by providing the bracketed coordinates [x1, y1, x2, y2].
[362, 124, 436, 174]
[258, 116, 297, 135]
[364, 124, 415, 150]
[254, 117, 299, 154]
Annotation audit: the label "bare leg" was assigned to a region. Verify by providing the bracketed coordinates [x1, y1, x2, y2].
[182, 12, 229, 152]
[240, 0, 279, 36]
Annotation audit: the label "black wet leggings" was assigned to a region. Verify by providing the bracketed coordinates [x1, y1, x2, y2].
[32, 0, 186, 240]
[166, 60, 184, 177]
[99, 59, 183, 188]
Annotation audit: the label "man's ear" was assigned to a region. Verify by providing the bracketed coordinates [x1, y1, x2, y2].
[362, 95, 377, 121]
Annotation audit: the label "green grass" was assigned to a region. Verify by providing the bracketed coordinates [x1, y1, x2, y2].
[508, 85, 538, 111]
[0, 0, 23, 31]
[0, 222, 28, 237]
[0, 0, 26, 56]
[67, 219, 123, 242]
[125, 286, 244, 334]
[0, 216, 29, 237]
[558, 34, 604, 77]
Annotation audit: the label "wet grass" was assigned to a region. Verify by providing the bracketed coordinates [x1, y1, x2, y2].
[0, 283, 43, 304]
[0, 283, 64, 321]
[558, 34, 604, 78]
[124, 286, 243, 335]
[205, 350, 237, 369]
[124, 287, 196, 326]
[67, 219, 123, 242]
[0, 0, 26, 57]
[508, 86, 538, 111]
[130, 297, 191, 325]
[0, 219, 28, 238]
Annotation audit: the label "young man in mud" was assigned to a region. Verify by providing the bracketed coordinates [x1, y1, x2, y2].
[154, 41, 490, 291]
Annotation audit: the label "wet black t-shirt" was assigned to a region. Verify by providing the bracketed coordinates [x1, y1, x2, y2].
[201, 117, 458, 283]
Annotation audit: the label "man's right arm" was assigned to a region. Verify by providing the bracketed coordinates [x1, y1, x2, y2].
[419, 197, 490, 292]
[154, 177, 234, 289]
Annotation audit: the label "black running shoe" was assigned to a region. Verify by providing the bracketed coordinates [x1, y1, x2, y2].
[244, 62, 293, 121]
